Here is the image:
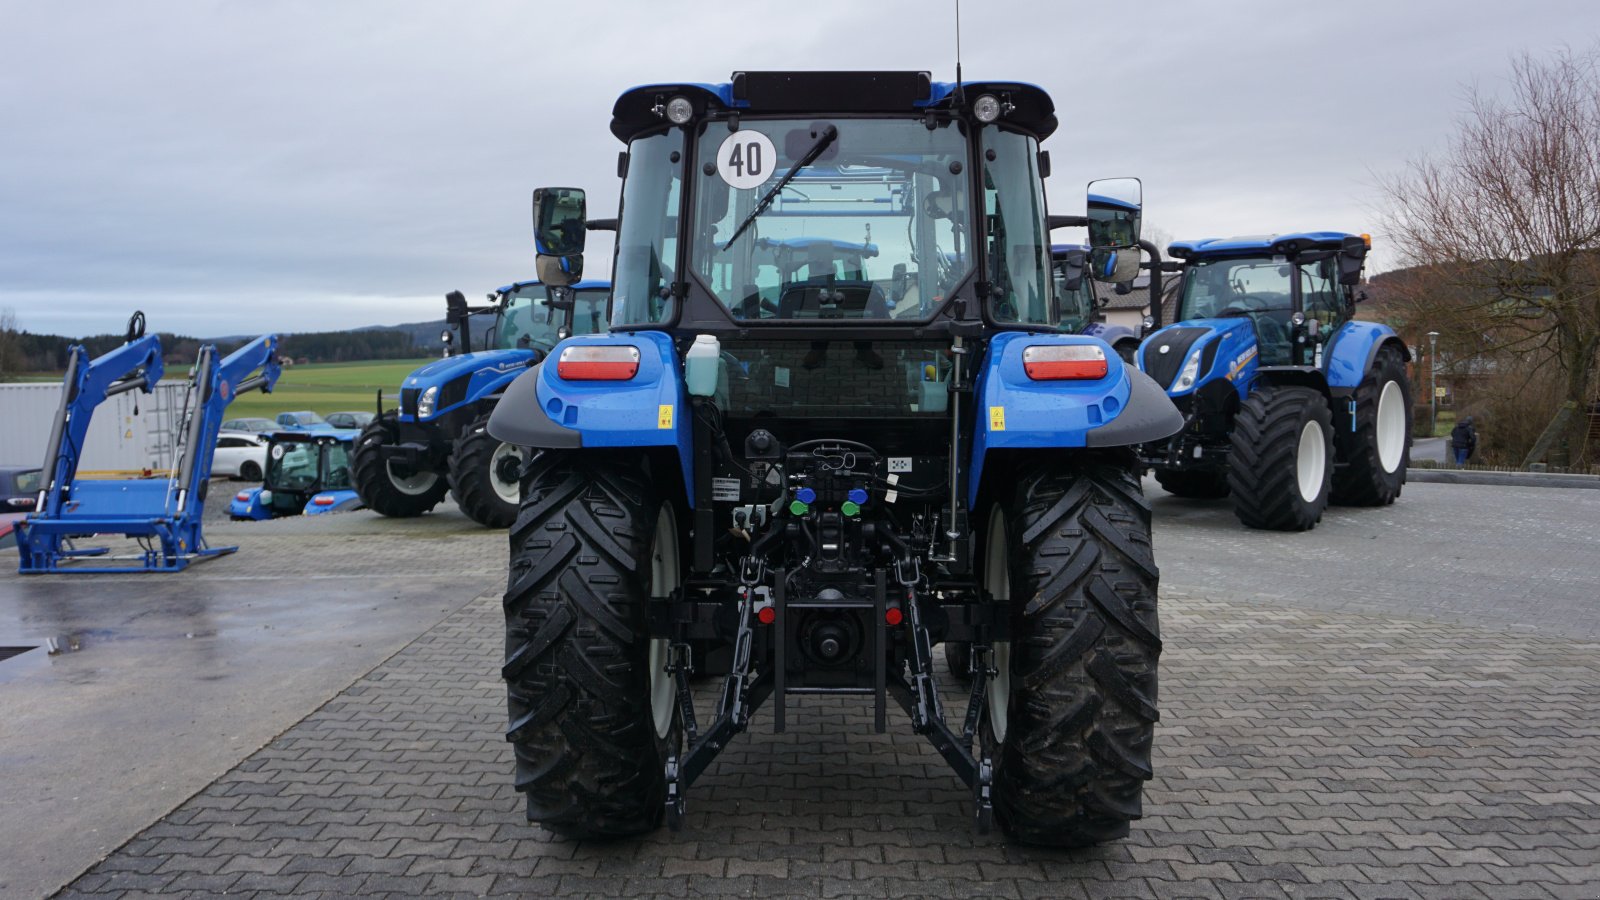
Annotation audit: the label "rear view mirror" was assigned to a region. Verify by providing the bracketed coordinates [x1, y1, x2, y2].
[533, 187, 587, 287]
[445, 290, 468, 326]
[1089, 247, 1141, 284]
[1337, 235, 1368, 286]
[533, 187, 588, 256]
[1086, 177, 1142, 252]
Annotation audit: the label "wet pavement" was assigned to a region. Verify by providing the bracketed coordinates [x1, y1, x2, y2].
[1, 480, 1597, 899]
[0, 506, 505, 900]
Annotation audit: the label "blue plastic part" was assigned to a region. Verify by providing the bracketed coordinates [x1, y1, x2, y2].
[967, 332, 1133, 507]
[303, 489, 363, 515]
[229, 487, 270, 521]
[796, 487, 817, 504]
[492, 277, 609, 295]
[1323, 320, 1405, 390]
[1079, 320, 1139, 350]
[533, 331, 695, 506]
[847, 488, 868, 505]
[1168, 232, 1355, 259]
[1137, 318, 1260, 402]
[399, 349, 539, 423]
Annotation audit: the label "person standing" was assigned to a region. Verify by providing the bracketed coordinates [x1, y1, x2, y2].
[1450, 415, 1478, 467]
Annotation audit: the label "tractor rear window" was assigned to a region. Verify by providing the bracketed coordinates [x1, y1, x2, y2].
[688, 118, 972, 323]
[718, 340, 953, 419]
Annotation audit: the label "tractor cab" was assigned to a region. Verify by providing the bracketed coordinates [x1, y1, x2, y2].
[447, 279, 610, 357]
[230, 430, 363, 520]
[1165, 233, 1369, 368]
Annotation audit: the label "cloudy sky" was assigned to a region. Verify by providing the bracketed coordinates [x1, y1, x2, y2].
[1, 0, 1596, 338]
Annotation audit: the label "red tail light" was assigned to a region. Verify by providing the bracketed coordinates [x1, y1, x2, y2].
[1023, 344, 1108, 380]
[312, 495, 335, 506]
[235, 492, 251, 502]
[557, 345, 640, 380]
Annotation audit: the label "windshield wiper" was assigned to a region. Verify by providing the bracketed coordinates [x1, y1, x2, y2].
[721, 125, 838, 252]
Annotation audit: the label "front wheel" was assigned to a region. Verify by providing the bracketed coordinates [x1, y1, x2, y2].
[1227, 386, 1333, 531]
[502, 452, 677, 838]
[448, 415, 524, 528]
[350, 414, 448, 517]
[1332, 346, 1411, 506]
[238, 460, 262, 482]
[983, 454, 1161, 847]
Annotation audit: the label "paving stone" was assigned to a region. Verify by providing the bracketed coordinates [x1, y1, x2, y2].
[53, 485, 1600, 900]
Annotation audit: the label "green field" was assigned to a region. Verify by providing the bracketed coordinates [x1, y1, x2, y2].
[225, 358, 435, 419]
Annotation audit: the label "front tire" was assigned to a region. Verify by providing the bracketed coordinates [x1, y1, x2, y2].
[238, 460, 262, 482]
[351, 414, 448, 517]
[502, 452, 676, 838]
[1332, 346, 1410, 506]
[984, 454, 1161, 847]
[448, 415, 524, 528]
[1153, 468, 1230, 498]
[1227, 386, 1333, 531]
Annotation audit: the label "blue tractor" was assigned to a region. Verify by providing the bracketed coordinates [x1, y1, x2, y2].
[1137, 233, 1412, 530]
[349, 277, 609, 527]
[486, 71, 1183, 846]
[229, 430, 363, 520]
[1052, 243, 1140, 362]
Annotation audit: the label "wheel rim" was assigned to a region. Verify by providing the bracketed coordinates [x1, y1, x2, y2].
[1375, 380, 1405, 474]
[985, 505, 1012, 744]
[489, 442, 523, 505]
[1296, 419, 1327, 503]
[385, 462, 439, 496]
[648, 506, 680, 739]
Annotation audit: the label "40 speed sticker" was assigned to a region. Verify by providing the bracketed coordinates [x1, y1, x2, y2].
[715, 130, 777, 190]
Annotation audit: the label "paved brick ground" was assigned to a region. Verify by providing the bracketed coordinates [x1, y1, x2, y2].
[56, 583, 1600, 899]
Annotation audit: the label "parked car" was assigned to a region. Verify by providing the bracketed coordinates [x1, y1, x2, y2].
[1, 466, 42, 512]
[275, 410, 332, 430]
[324, 410, 374, 429]
[220, 416, 277, 434]
[212, 434, 268, 481]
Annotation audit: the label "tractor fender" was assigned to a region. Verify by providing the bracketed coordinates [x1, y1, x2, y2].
[303, 489, 364, 515]
[228, 487, 270, 520]
[1324, 321, 1408, 395]
[486, 331, 694, 504]
[1252, 365, 1332, 398]
[967, 332, 1181, 507]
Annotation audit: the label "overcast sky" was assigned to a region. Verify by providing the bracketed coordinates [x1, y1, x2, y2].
[2, 0, 1596, 338]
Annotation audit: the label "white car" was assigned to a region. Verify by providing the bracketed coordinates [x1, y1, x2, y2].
[213, 434, 268, 481]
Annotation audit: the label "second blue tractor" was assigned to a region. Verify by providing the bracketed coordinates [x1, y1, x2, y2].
[1137, 232, 1412, 530]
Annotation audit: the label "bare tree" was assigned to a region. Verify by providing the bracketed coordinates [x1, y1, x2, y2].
[1381, 45, 1600, 465]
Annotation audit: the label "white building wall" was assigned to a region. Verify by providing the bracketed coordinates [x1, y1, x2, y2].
[0, 381, 190, 473]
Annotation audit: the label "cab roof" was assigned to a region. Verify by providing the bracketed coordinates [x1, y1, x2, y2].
[1168, 232, 1357, 260]
[611, 71, 1056, 142]
[494, 278, 611, 294]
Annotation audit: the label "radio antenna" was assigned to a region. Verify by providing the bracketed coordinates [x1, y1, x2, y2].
[954, 0, 965, 104]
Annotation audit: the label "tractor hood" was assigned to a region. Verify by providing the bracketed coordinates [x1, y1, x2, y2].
[402, 349, 537, 391]
[1138, 317, 1257, 395]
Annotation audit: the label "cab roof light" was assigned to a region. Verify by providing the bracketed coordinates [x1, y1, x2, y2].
[1022, 344, 1108, 381]
[557, 345, 641, 380]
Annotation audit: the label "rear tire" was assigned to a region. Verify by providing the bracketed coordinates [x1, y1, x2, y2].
[1227, 387, 1332, 531]
[238, 460, 262, 482]
[1153, 468, 1229, 498]
[351, 414, 448, 517]
[984, 454, 1161, 847]
[449, 415, 524, 528]
[1331, 346, 1410, 506]
[502, 452, 675, 838]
